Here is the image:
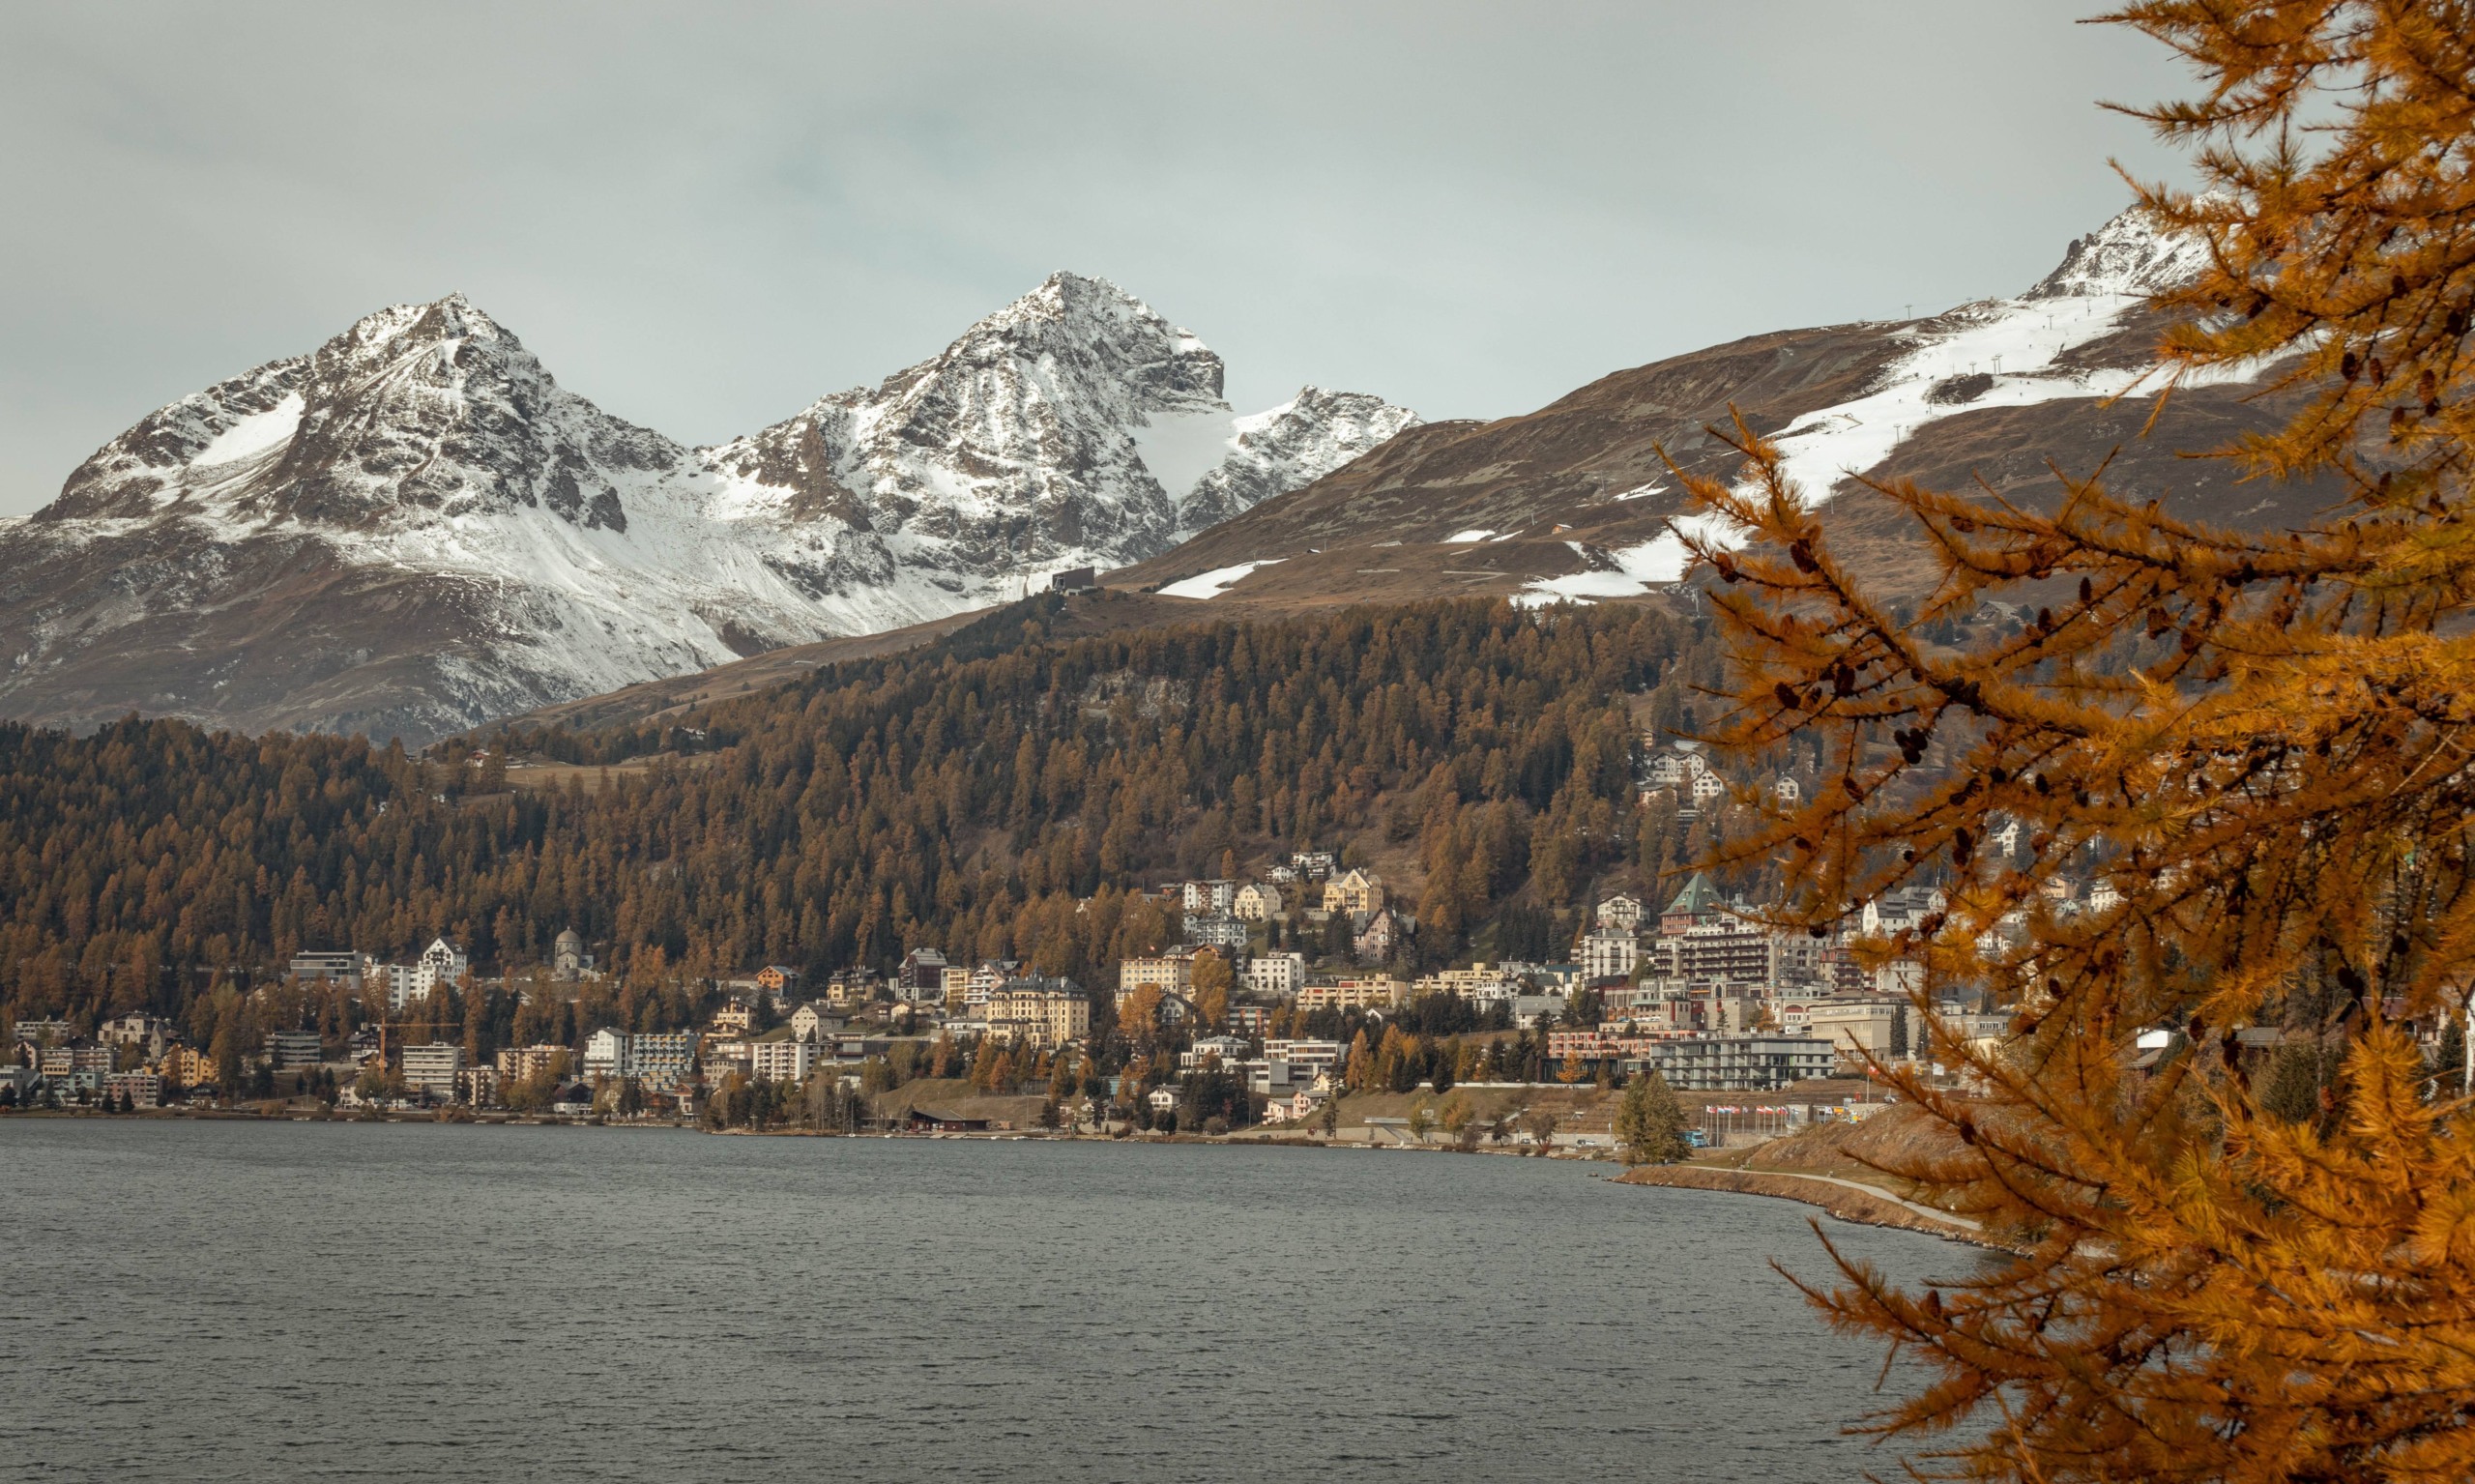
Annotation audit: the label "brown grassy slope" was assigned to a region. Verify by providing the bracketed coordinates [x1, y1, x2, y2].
[1735, 1102, 1962, 1181]
[1617, 1164, 1976, 1240]
[867, 1077, 1052, 1127]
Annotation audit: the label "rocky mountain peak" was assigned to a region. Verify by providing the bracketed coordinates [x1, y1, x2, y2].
[249, 293, 675, 531]
[909, 270, 1227, 415]
[2026, 204, 2212, 302]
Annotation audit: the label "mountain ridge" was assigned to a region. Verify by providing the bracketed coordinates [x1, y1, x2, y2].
[0, 275, 1416, 743]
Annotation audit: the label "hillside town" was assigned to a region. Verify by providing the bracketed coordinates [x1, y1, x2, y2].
[5, 806, 2067, 1138]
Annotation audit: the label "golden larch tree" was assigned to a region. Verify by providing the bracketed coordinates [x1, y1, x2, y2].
[1675, 4, 2475, 1480]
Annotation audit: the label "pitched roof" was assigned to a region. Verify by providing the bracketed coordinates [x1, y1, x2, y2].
[1663, 873, 1723, 917]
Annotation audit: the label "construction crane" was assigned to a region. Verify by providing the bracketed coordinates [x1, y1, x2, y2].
[369, 1013, 463, 1065]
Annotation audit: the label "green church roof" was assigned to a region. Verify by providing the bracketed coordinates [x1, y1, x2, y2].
[1663, 872, 1722, 917]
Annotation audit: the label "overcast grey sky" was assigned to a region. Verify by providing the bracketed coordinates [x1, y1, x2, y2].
[0, 2, 2194, 517]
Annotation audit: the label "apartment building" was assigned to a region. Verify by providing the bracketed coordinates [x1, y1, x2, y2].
[161, 1045, 216, 1087]
[1120, 951, 1196, 996]
[1793, 1000, 1909, 1063]
[898, 947, 948, 999]
[1241, 951, 1305, 999]
[1579, 930, 1641, 984]
[1184, 914, 1249, 951]
[1261, 1038, 1345, 1077]
[583, 1027, 631, 1081]
[287, 950, 367, 985]
[965, 960, 1019, 1006]
[631, 1032, 700, 1092]
[789, 1004, 844, 1041]
[750, 1035, 830, 1084]
[1181, 879, 1238, 916]
[1179, 1034, 1251, 1071]
[103, 1070, 163, 1108]
[400, 1042, 467, 1098]
[497, 1044, 568, 1084]
[1645, 1033, 1837, 1091]
[1295, 975, 1407, 1012]
[266, 1032, 323, 1070]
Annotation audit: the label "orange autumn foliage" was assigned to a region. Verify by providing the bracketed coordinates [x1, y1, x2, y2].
[1675, 5, 2475, 1481]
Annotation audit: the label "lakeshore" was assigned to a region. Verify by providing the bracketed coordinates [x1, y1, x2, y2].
[2, 1118, 1968, 1483]
[6, 1087, 1995, 1253]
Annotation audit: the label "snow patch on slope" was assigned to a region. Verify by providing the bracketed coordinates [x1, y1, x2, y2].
[1755, 207, 2227, 515]
[1131, 407, 1244, 497]
[191, 393, 305, 467]
[1517, 535, 1695, 607]
[1160, 558, 1284, 599]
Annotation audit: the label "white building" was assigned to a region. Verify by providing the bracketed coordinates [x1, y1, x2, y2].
[965, 960, 1018, 1007]
[1579, 929, 1641, 983]
[1261, 1038, 1344, 1080]
[412, 938, 468, 999]
[1794, 1000, 1909, 1063]
[750, 1037, 830, 1083]
[1289, 851, 1337, 879]
[1593, 895, 1645, 933]
[400, 1042, 467, 1099]
[99, 1012, 168, 1048]
[288, 950, 367, 986]
[1184, 914, 1249, 951]
[1182, 879, 1238, 916]
[1642, 746, 1706, 788]
[1860, 887, 1947, 939]
[1241, 951, 1305, 1000]
[584, 1027, 631, 1082]
[1179, 1035, 1251, 1072]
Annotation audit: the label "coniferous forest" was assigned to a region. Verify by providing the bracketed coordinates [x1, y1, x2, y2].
[0, 598, 1758, 1035]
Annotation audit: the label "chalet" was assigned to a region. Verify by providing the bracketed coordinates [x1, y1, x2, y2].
[1353, 906, 1407, 963]
[1232, 882, 1285, 921]
[1323, 867, 1385, 916]
[1593, 894, 1645, 933]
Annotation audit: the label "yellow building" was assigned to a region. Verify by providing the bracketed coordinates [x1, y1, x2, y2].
[1321, 868, 1386, 916]
[159, 1045, 216, 1088]
[1118, 951, 1195, 995]
[979, 984, 1092, 1051]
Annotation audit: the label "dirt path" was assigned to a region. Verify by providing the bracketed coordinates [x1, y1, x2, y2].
[1616, 1163, 1997, 1246]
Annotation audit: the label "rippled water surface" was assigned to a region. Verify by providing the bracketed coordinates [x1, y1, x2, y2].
[1, 1121, 1974, 1482]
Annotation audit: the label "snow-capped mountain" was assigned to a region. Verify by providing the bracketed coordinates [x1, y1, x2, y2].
[1109, 204, 2314, 611]
[0, 275, 1416, 742]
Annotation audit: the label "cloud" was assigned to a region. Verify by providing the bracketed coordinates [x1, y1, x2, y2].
[0, 1, 2188, 515]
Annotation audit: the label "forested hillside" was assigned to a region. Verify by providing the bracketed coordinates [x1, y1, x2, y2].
[0, 597, 1749, 1033]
